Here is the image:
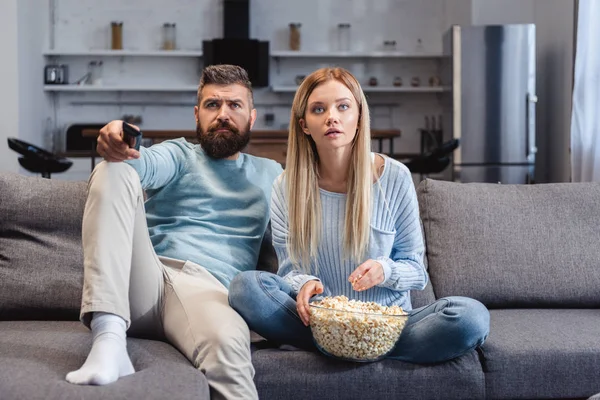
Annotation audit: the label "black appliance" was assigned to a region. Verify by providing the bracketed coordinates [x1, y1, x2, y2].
[7, 138, 72, 179]
[203, 0, 269, 87]
[44, 64, 69, 84]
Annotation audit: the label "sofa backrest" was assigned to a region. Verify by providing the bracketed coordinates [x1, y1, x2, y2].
[0, 172, 87, 320]
[0, 172, 281, 321]
[417, 179, 600, 308]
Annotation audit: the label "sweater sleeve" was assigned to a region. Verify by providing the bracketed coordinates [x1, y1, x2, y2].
[376, 165, 428, 292]
[125, 138, 189, 190]
[270, 176, 321, 295]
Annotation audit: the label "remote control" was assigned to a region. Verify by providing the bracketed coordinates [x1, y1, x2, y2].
[122, 121, 142, 151]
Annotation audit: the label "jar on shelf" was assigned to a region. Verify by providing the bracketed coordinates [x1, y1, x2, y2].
[111, 21, 123, 50]
[383, 40, 397, 52]
[162, 23, 177, 50]
[429, 76, 441, 86]
[289, 23, 301, 51]
[393, 76, 403, 87]
[337, 23, 351, 52]
[368, 77, 378, 86]
[415, 38, 424, 53]
[88, 60, 103, 85]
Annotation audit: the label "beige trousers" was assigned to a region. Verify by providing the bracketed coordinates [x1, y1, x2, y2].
[79, 161, 258, 400]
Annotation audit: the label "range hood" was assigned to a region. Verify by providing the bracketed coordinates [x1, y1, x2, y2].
[203, 0, 269, 87]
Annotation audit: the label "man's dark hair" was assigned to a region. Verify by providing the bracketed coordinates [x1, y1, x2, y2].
[197, 64, 253, 107]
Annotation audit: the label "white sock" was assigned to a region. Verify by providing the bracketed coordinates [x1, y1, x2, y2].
[66, 312, 135, 385]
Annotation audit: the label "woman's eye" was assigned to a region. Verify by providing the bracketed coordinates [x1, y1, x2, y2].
[339, 103, 350, 111]
[312, 106, 324, 113]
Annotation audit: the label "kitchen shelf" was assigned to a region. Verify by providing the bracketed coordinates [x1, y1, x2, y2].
[271, 85, 448, 93]
[44, 49, 441, 59]
[43, 85, 199, 92]
[45, 85, 447, 93]
[270, 51, 443, 58]
[43, 49, 203, 57]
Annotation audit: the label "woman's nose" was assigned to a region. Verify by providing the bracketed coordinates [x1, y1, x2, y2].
[326, 110, 340, 125]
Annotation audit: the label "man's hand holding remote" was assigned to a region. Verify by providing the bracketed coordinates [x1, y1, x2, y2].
[97, 120, 141, 162]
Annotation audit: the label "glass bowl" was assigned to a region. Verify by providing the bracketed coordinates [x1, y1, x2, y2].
[308, 303, 408, 362]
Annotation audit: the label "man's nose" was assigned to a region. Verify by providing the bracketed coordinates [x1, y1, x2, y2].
[217, 105, 230, 121]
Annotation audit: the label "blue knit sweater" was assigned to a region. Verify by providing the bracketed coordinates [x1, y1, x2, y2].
[126, 138, 283, 288]
[271, 155, 427, 311]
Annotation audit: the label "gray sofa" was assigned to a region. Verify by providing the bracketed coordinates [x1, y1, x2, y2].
[1, 171, 600, 400]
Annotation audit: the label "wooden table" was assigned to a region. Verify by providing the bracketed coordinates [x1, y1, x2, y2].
[79, 128, 401, 169]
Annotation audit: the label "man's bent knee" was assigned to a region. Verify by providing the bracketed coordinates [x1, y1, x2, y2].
[193, 323, 252, 368]
[88, 161, 141, 199]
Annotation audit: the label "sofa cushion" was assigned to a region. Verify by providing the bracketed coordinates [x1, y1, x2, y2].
[417, 179, 600, 307]
[481, 309, 600, 399]
[0, 320, 208, 400]
[256, 221, 278, 274]
[410, 218, 437, 309]
[0, 173, 87, 320]
[252, 347, 485, 400]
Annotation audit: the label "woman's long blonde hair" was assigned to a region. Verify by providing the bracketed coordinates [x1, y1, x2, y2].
[285, 67, 373, 270]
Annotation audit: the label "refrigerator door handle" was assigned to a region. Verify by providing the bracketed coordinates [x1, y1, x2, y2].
[525, 93, 538, 160]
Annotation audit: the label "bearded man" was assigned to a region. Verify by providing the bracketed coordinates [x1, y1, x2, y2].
[66, 65, 282, 400]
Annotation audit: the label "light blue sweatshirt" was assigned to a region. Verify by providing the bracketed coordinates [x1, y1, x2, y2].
[126, 138, 283, 288]
[271, 155, 427, 311]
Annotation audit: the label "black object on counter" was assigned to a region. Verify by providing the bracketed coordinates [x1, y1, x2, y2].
[7, 138, 72, 179]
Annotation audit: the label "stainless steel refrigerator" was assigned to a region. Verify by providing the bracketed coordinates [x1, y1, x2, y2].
[442, 24, 537, 184]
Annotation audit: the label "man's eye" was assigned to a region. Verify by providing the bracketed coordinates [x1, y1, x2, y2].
[231, 103, 241, 109]
[206, 102, 218, 108]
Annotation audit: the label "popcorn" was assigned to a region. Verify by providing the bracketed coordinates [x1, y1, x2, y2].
[309, 296, 408, 361]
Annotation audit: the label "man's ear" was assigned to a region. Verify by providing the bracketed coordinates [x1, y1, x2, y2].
[194, 105, 199, 124]
[250, 108, 257, 130]
[299, 118, 310, 135]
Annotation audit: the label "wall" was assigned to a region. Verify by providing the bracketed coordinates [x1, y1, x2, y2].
[472, 0, 535, 24]
[0, 0, 52, 175]
[443, 0, 472, 30]
[0, 0, 19, 173]
[18, 0, 50, 149]
[532, 0, 574, 183]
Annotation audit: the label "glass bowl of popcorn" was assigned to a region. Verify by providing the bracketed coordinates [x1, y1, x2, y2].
[308, 296, 409, 362]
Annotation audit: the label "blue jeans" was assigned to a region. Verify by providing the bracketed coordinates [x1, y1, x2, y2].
[229, 271, 490, 364]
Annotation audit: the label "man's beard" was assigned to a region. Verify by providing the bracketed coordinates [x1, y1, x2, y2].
[197, 120, 251, 159]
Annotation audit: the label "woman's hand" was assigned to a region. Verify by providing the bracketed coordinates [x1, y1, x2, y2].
[348, 260, 384, 291]
[296, 280, 324, 326]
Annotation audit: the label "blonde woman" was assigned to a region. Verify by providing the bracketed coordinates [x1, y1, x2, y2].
[229, 67, 489, 363]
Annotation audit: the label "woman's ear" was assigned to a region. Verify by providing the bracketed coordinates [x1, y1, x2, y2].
[299, 118, 310, 135]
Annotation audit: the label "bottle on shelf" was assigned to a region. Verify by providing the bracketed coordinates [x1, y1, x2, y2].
[383, 40, 397, 52]
[111, 21, 123, 50]
[337, 23, 351, 52]
[289, 23, 301, 51]
[162, 23, 177, 50]
[88, 61, 103, 85]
